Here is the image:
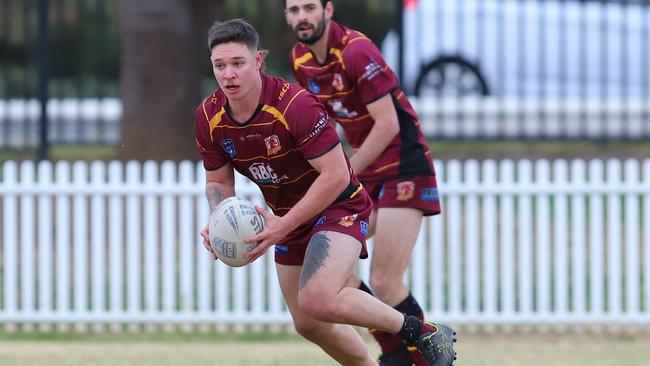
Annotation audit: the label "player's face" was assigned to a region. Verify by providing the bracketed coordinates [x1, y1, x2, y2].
[285, 0, 331, 45]
[210, 42, 262, 101]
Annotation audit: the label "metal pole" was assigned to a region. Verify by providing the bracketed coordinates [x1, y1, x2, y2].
[37, 0, 49, 161]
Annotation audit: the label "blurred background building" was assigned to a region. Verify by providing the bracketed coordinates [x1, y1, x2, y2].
[2, 0, 647, 161]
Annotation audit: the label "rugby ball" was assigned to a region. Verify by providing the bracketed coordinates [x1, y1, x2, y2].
[209, 197, 264, 267]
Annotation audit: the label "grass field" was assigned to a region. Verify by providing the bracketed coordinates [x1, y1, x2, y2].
[0, 331, 648, 366]
[2, 140, 649, 163]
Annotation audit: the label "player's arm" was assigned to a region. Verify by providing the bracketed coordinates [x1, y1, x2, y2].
[348, 94, 399, 174]
[201, 162, 235, 261]
[205, 162, 236, 212]
[245, 144, 350, 261]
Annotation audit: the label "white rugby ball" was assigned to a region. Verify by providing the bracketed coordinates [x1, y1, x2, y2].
[209, 197, 264, 267]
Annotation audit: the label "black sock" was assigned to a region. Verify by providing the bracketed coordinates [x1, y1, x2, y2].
[397, 314, 423, 346]
[394, 292, 423, 319]
[358, 280, 375, 296]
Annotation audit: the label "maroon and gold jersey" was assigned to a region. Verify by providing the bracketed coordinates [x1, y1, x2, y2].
[290, 21, 434, 181]
[195, 73, 363, 217]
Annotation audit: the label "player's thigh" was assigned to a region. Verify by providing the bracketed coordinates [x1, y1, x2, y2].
[278, 263, 342, 336]
[276, 264, 320, 324]
[371, 207, 423, 276]
[300, 230, 363, 295]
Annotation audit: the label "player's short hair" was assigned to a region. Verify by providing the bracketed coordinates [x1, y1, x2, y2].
[284, 0, 331, 9]
[207, 18, 259, 52]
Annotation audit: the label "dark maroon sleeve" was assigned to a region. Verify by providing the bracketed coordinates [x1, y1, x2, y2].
[194, 103, 228, 171]
[343, 38, 398, 104]
[285, 91, 340, 159]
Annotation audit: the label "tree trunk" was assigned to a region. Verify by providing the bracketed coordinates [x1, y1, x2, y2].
[118, 0, 222, 161]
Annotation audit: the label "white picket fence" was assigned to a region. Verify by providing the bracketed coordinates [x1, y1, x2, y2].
[1, 159, 649, 327]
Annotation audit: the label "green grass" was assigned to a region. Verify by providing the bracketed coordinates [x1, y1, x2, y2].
[0, 145, 118, 163]
[0, 332, 648, 366]
[2, 140, 648, 164]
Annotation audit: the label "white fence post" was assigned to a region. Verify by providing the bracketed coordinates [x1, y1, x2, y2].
[90, 161, 106, 317]
[0, 159, 648, 327]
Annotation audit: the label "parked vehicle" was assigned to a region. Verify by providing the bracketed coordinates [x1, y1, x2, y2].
[382, 0, 650, 99]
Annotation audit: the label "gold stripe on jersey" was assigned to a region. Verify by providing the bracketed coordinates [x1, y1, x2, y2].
[329, 48, 345, 70]
[232, 148, 296, 162]
[293, 48, 347, 71]
[261, 105, 290, 131]
[371, 151, 432, 174]
[208, 107, 226, 142]
[313, 87, 357, 99]
[349, 183, 364, 198]
[282, 89, 307, 115]
[372, 161, 399, 174]
[293, 52, 314, 70]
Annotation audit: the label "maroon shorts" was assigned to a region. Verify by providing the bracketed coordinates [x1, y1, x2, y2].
[363, 175, 441, 216]
[274, 188, 373, 266]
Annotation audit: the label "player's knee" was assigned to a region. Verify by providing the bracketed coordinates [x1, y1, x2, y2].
[292, 318, 325, 341]
[369, 272, 400, 300]
[298, 289, 338, 322]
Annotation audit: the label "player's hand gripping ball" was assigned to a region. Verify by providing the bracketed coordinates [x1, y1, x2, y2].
[209, 197, 265, 267]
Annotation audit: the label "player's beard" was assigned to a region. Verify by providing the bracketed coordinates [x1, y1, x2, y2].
[295, 16, 326, 45]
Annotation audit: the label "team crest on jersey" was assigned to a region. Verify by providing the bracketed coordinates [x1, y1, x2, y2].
[220, 139, 236, 157]
[338, 213, 358, 227]
[396, 181, 415, 201]
[264, 134, 281, 155]
[332, 73, 344, 91]
[307, 79, 320, 93]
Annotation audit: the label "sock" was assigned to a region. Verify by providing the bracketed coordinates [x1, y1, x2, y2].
[394, 292, 424, 322]
[397, 314, 423, 346]
[395, 293, 429, 365]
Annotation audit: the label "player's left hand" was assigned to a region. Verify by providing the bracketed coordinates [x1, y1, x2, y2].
[244, 206, 291, 262]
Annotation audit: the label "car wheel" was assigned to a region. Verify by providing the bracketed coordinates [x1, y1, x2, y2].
[414, 56, 489, 97]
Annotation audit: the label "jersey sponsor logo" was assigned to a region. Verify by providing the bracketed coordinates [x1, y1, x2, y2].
[313, 215, 327, 229]
[221, 139, 236, 157]
[361, 59, 382, 80]
[248, 162, 288, 184]
[308, 112, 329, 140]
[278, 82, 290, 101]
[421, 187, 439, 201]
[338, 213, 358, 227]
[396, 181, 415, 201]
[264, 134, 282, 155]
[332, 73, 344, 91]
[240, 133, 262, 141]
[359, 220, 368, 236]
[275, 244, 289, 253]
[328, 99, 358, 118]
[307, 79, 321, 93]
